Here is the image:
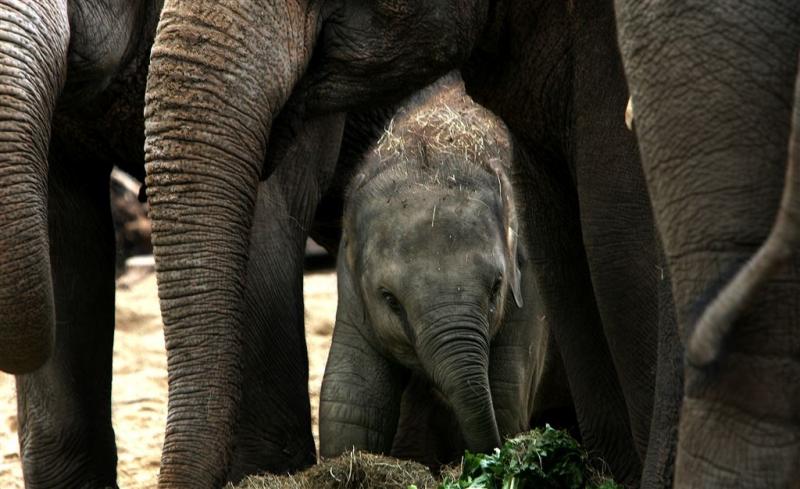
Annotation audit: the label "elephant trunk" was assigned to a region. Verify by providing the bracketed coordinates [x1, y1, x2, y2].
[417, 310, 501, 453]
[0, 0, 69, 373]
[144, 1, 318, 485]
[688, 62, 800, 367]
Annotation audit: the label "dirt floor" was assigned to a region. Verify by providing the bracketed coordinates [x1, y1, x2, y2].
[0, 266, 337, 488]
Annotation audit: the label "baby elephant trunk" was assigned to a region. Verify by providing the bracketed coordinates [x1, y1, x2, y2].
[417, 312, 501, 453]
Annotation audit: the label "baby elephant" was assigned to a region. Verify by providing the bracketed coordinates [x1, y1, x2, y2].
[319, 73, 571, 463]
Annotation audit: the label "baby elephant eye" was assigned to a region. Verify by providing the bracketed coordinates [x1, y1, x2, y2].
[491, 276, 503, 300]
[489, 276, 503, 316]
[380, 288, 403, 314]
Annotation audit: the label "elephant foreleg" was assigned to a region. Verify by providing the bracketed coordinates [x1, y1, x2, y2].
[489, 263, 574, 440]
[319, 256, 409, 458]
[227, 180, 317, 481]
[227, 111, 346, 482]
[319, 323, 408, 457]
[514, 151, 642, 486]
[16, 155, 117, 489]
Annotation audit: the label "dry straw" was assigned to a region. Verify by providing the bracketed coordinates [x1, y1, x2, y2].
[229, 451, 439, 489]
[373, 75, 511, 171]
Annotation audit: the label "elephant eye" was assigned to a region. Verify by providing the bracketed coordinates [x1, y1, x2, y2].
[489, 276, 503, 313]
[380, 288, 404, 314]
[491, 276, 503, 299]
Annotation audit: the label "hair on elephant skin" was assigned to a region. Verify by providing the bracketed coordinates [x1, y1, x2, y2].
[143, 0, 678, 487]
[616, 1, 800, 487]
[319, 72, 575, 466]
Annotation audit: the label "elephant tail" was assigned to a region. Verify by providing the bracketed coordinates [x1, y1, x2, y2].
[688, 60, 800, 367]
[0, 0, 70, 373]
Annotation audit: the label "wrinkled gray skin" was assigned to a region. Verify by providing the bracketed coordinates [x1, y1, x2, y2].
[0, 1, 453, 486]
[144, 0, 677, 488]
[0, 2, 158, 487]
[0, 1, 349, 487]
[320, 75, 573, 464]
[145, 1, 490, 487]
[463, 3, 681, 487]
[616, 1, 800, 487]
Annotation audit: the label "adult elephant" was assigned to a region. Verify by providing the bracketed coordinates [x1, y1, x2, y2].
[0, 2, 161, 486]
[0, 1, 347, 487]
[145, 1, 680, 488]
[616, 2, 800, 487]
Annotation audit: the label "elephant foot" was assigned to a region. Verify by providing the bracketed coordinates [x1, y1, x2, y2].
[18, 410, 117, 489]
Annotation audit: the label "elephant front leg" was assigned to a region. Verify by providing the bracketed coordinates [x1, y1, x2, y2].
[16, 157, 117, 488]
[227, 111, 345, 482]
[319, 258, 408, 458]
[227, 182, 317, 482]
[319, 326, 408, 457]
[489, 262, 575, 440]
[514, 156, 642, 486]
[389, 374, 464, 466]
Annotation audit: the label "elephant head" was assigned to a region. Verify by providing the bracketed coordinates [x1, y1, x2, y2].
[0, 0, 70, 374]
[144, 1, 490, 485]
[342, 186, 520, 453]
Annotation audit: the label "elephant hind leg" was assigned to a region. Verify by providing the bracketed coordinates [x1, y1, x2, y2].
[17, 158, 117, 488]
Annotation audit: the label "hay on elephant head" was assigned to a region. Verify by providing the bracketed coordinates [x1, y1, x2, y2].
[229, 450, 439, 489]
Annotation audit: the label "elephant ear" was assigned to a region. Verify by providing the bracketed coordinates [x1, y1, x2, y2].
[488, 158, 523, 308]
[507, 223, 523, 309]
[339, 231, 369, 327]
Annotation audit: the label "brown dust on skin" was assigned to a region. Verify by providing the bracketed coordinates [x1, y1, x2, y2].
[0, 269, 337, 488]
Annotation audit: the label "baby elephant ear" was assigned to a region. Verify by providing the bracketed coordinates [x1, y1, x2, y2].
[507, 225, 523, 308]
[490, 157, 524, 309]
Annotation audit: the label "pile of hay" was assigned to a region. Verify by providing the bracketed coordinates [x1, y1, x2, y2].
[230, 427, 621, 489]
[229, 450, 438, 489]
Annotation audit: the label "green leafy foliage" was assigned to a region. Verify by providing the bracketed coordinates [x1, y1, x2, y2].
[436, 426, 622, 489]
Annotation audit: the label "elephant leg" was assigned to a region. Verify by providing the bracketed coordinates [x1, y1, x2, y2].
[576, 167, 681, 489]
[319, 254, 409, 458]
[576, 164, 680, 489]
[573, 0, 658, 458]
[390, 374, 463, 467]
[227, 112, 345, 482]
[318, 324, 408, 457]
[16, 158, 116, 488]
[572, 5, 683, 487]
[514, 150, 642, 486]
[227, 179, 316, 481]
[489, 256, 574, 440]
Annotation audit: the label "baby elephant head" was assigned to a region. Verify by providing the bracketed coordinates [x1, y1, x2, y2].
[341, 73, 522, 453]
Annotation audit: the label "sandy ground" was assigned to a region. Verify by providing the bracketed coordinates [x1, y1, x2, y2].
[0, 267, 337, 488]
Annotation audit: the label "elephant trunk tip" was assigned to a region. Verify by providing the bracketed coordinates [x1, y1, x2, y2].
[689, 69, 800, 368]
[687, 309, 730, 368]
[0, 300, 55, 374]
[0, 342, 51, 374]
[687, 227, 794, 369]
